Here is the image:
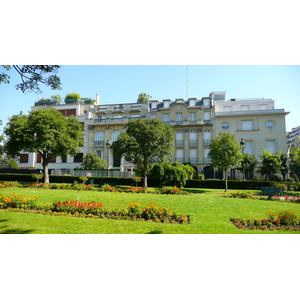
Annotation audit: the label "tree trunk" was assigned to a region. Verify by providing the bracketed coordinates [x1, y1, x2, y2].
[224, 168, 228, 192]
[42, 161, 50, 185]
[143, 164, 148, 187]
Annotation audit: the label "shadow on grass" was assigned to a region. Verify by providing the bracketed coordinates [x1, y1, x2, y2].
[0, 219, 35, 234]
[147, 230, 163, 234]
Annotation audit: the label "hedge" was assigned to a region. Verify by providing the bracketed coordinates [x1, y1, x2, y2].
[185, 180, 277, 190]
[0, 173, 285, 190]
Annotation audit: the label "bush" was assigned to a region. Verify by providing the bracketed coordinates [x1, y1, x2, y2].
[0, 193, 38, 209]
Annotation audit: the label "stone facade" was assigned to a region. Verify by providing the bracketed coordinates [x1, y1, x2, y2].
[19, 92, 289, 178]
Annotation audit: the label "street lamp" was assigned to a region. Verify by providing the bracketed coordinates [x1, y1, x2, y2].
[106, 140, 111, 177]
[240, 138, 246, 181]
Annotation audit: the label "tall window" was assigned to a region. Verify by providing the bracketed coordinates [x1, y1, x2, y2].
[95, 131, 104, 146]
[176, 131, 184, 146]
[204, 129, 211, 145]
[96, 150, 104, 158]
[204, 112, 211, 121]
[176, 149, 184, 163]
[189, 130, 197, 146]
[112, 131, 120, 142]
[189, 112, 196, 121]
[176, 112, 183, 122]
[163, 114, 169, 122]
[266, 140, 276, 153]
[189, 149, 197, 163]
[244, 141, 253, 155]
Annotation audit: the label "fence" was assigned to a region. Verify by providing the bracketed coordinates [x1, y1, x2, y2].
[50, 169, 136, 178]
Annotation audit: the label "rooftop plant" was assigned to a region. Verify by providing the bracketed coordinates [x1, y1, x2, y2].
[65, 92, 81, 100]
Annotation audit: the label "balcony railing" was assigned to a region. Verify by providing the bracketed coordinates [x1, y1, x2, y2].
[189, 140, 197, 146]
[175, 157, 184, 163]
[175, 140, 184, 146]
[203, 139, 212, 145]
[189, 157, 198, 163]
[94, 141, 104, 146]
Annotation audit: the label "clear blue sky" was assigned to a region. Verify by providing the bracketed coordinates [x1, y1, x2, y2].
[1, 65, 299, 132]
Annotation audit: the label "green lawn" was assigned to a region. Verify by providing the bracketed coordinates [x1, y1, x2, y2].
[1, 187, 300, 234]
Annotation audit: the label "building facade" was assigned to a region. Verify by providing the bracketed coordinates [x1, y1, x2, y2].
[286, 126, 300, 148]
[18, 92, 289, 179]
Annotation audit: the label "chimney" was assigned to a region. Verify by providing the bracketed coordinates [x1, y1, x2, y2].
[96, 94, 100, 105]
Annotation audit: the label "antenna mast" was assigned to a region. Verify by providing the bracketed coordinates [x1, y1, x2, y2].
[186, 65, 188, 100]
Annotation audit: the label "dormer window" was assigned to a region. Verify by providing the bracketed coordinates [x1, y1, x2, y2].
[163, 100, 170, 108]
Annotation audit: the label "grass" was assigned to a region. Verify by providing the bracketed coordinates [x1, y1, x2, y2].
[1, 187, 300, 234]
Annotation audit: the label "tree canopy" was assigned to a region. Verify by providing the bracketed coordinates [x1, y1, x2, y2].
[110, 119, 175, 187]
[208, 133, 243, 191]
[259, 148, 282, 180]
[81, 153, 108, 170]
[151, 161, 195, 187]
[0, 65, 62, 93]
[137, 93, 152, 103]
[4, 108, 83, 184]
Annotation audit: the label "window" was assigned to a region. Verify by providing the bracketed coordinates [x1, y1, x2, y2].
[95, 131, 104, 146]
[61, 155, 67, 163]
[204, 112, 211, 121]
[189, 149, 197, 163]
[19, 154, 29, 163]
[266, 140, 276, 154]
[49, 155, 56, 163]
[266, 121, 274, 129]
[241, 120, 253, 130]
[189, 112, 196, 121]
[36, 154, 42, 163]
[74, 153, 84, 162]
[244, 141, 253, 155]
[150, 114, 156, 119]
[176, 131, 184, 146]
[163, 100, 170, 108]
[163, 114, 169, 122]
[176, 149, 184, 163]
[189, 99, 195, 106]
[204, 149, 211, 162]
[222, 123, 229, 130]
[259, 104, 267, 110]
[96, 150, 104, 159]
[204, 129, 211, 145]
[112, 131, 120, 142]
[176, 112, 183, 122]
[189, 130, 197, 146]
[241, 105, 249, 111]
[203, 99, 210, 106]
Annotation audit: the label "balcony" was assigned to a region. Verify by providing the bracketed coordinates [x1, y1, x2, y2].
[203, 139, 211, 146]
[94, 141, 104, 146]
[189, 157, 198, 163]
[175, 140, 184, 146]
[175, 157, 184, 163]
[189, 140, 197, 146]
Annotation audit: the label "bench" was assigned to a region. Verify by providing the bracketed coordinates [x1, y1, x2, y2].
[261, 187, 285, 195]
[99, 182, 117, 187]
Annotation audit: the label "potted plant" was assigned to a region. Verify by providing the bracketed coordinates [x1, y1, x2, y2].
[65, 93, 81, 104]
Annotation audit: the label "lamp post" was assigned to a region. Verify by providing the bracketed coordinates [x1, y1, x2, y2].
[240, 138, 246, 181]
[106, 140, 111, 177]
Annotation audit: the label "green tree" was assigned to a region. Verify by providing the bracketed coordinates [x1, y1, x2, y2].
[238, 153, 257, 179]
[81, 153, 108, 169]
[0, 65, 61, 93]
[208, 133, 243, 191]
[137, 93, 152, 103]
[4, 108, 83, 184]
[259, 148, 282, 180]
[110, 119, 175, 187]
[151, 161, 195, 187]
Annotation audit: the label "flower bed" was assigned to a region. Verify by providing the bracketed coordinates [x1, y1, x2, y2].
[231, 209, 300, 231]
[0, 193, 189, 224]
